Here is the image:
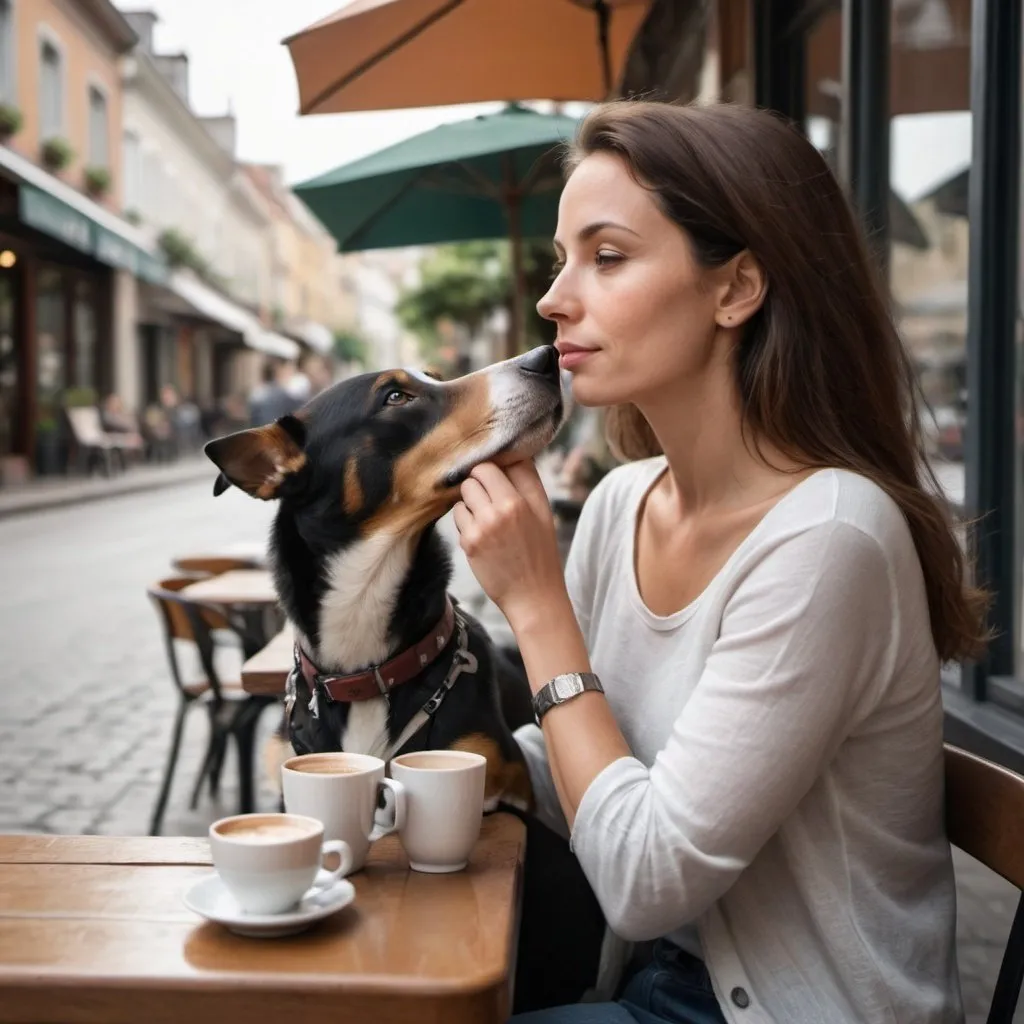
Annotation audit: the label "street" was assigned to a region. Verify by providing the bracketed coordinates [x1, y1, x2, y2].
[0, 477, 1017, 1019]
[0, 475, 278, 837]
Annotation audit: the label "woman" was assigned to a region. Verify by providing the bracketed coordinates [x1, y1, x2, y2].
[452, 102, 985, 1024]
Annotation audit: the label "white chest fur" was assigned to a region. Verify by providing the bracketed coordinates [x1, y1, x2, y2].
[339, 698, 391, 758]
[317, 531, 411, 671]
[316, 531, 411, 756]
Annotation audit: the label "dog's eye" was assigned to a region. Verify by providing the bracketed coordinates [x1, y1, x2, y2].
[384, 389, 414, 407]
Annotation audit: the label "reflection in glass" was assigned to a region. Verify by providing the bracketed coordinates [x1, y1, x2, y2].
[73, 278, 97, 391]
[36, 267, 65, 456]
[0, 270, 17, 458]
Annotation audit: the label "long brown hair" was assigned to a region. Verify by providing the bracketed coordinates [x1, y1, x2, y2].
[567, 101, 987, 663]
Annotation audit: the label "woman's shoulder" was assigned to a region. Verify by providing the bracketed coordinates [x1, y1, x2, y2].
[768, 467, 922, 572]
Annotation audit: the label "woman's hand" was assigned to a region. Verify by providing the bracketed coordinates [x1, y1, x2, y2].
[452, 460, 568, 631]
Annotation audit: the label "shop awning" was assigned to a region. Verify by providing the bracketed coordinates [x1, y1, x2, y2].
[168, 271, 300, 360]
[291, 319, 334, 354]
[0, 145, 167, 284]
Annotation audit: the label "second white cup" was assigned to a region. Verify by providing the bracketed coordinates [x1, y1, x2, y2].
[390, 750, 486, 873]
[281, 752, 405, 874]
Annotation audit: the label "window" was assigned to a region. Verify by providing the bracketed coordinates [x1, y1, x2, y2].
[122, 130, 141, 212]
[87, 85, 108, 168]
[0, 1, 14, 103]
[39, 38, 62, 139]
[73, 278, 97, 390]
[142, 148, 162, 222]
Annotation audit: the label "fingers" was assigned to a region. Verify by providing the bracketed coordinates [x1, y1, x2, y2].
[459, 476, 489, 514]
[468, 461, 518, 501]
[504, 460, 551, 519]
[452, 501, 471, 536]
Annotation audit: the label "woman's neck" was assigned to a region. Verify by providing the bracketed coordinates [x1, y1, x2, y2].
[637, 360, 804, 517]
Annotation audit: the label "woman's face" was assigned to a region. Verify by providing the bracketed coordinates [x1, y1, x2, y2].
[538, 152, 726, 409]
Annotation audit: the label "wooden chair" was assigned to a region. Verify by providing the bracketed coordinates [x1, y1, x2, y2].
[64, 406, 123, 476]
[945, 743, 1024, 1023]
[146, 577, 277, 835]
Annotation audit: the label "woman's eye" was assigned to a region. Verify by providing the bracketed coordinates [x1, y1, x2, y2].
[384, 390, 413, 406]
[549, 261, 565, 280]
[595, 250, 623, 268]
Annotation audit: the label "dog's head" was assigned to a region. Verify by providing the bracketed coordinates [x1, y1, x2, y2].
[204, 345, 566, 535]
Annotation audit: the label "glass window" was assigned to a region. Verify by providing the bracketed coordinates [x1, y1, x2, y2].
[88, 86, 108, 168]
[36, 267, 65, 435]
[0, 1, 14, 103]
[73, 278, 96, 391]
[122, 130, 141, 213]
[39, 39, 63, 140]
[0, 259, 18, 458]
[887, 1, 971, 540]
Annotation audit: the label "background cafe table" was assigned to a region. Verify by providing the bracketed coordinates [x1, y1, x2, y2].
[181, 569, 282, 657]
[0, 814, 525, 1024]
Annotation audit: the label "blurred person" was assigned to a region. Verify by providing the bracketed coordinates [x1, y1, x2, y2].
[248, 360, 303, 426]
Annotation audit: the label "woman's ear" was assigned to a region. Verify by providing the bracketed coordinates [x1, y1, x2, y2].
[715, 250, 767, 329]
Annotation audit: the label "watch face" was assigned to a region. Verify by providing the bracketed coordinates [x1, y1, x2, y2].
[554, 674, 582, 701]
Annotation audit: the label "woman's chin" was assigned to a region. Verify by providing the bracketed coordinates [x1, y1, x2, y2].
[569, 376, 622, 409]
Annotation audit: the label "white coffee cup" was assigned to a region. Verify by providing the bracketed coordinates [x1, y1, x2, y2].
[208, 812, 352, 915]
[389, 750, 486, 873]
[281, 752, 406, 874]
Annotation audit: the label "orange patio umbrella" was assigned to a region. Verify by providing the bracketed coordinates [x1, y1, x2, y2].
[284, 0, 652, 116]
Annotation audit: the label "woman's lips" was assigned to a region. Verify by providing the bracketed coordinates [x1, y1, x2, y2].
[556, 345, 596, 371]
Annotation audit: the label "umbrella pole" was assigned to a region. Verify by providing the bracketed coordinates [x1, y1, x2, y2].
[506, 199, 527, 361]
[503, 154, 527, 362]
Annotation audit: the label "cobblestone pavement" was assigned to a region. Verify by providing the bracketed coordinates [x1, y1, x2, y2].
[0, 477, 1013, 1018]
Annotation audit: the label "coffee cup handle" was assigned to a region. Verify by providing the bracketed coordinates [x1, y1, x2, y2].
[370, 777, 406, 840]
[315, 839, 353, 886]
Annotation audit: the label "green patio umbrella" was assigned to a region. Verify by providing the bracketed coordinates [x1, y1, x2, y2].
[294, 104, 578, 358]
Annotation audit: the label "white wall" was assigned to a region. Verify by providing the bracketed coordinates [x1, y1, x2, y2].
[121, 70, 271, 313]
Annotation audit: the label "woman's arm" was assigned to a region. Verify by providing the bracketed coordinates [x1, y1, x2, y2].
[457, 461, 631, 827]
[529, 522, 896, 940]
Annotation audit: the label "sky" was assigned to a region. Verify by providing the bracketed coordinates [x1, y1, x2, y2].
[118, 0, 973, 201]
[119, 0, 502, 187]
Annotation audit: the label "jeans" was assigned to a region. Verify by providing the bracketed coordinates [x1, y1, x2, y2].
[509, 941, 728, 1024]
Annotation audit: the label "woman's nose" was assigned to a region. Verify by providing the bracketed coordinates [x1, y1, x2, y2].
[537, 275, 572, 323]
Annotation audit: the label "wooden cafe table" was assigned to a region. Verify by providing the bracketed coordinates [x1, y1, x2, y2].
[0, 813, 525, 1024]
[180, 569, 278, 607]
[180, 569, 282, 657]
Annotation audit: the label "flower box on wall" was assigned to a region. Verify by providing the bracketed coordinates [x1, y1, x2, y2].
[0, 104, 23, 142]
[41, 137, 73, 173]
[84, 166, 111, 199]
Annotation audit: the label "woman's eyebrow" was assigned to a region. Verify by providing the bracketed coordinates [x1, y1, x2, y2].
[553, 221, 641, 251]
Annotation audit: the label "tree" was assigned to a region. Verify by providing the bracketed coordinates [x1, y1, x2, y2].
[333, 328, 369, 367]
[397, 239, 556, 365]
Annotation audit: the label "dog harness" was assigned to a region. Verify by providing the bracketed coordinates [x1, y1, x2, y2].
[290, 598, 479, 761]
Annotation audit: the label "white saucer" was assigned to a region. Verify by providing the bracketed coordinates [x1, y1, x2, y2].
[183, 869, 356, 938]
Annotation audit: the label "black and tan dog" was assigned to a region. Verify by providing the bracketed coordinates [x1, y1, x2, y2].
[204, 345, 565, 811]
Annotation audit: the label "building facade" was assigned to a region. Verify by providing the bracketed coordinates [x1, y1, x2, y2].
[242, 162, 352, 360]
[119, 10, 289, 418]
[0, 0, 152, 480]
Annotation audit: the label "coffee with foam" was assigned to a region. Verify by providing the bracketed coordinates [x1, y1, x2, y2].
[217, 820, 316, 844]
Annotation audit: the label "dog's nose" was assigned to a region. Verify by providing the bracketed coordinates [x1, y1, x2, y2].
[518, 345, 559, 379]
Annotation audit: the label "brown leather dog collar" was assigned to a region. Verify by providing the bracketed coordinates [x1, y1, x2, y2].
[295, 598, 457, 703]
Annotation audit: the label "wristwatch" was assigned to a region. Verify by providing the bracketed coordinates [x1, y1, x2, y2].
[532, 672, 604, 722]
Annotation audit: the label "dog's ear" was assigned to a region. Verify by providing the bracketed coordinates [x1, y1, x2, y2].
[204, 415, 308, 500]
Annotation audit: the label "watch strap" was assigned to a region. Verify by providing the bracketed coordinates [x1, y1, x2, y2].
[532, 672, 604, 722]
